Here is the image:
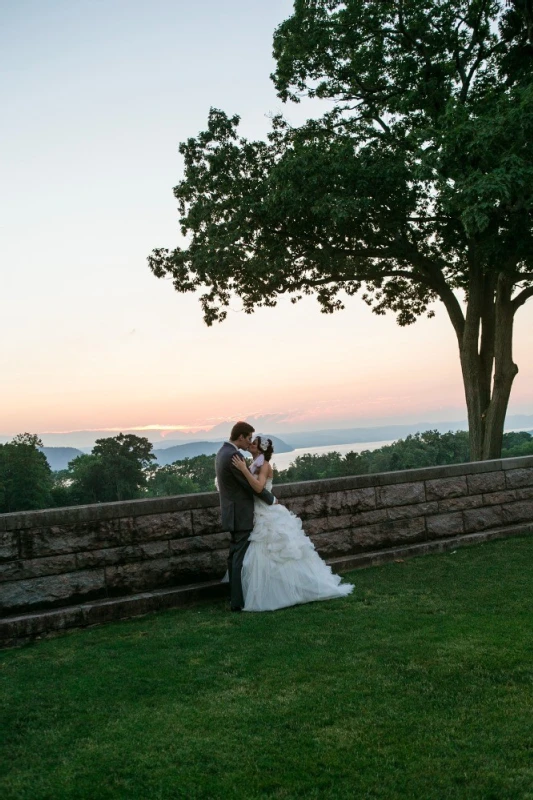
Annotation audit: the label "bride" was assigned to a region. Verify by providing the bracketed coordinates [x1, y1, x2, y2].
[231, 436, 354, 612]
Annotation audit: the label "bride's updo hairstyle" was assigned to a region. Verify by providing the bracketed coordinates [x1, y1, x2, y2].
[254, 435, 274, 462]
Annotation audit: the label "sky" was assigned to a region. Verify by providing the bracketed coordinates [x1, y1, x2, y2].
[2, 0, 532, 445]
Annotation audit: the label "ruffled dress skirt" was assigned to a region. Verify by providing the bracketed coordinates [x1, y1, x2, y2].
[242, 499, 354, 612]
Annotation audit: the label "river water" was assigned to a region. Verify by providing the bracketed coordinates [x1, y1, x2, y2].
[271, 439, 396, 472]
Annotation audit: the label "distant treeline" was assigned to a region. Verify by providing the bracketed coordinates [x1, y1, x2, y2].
[1, 430, 532, 514]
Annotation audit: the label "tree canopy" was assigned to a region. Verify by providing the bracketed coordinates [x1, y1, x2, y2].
[0, 433, 53, 513]
[67, 433, 156, 504]
[145, 454, 217, 496]
[2, 429, 532, 513]
[149, 0, 533, 461]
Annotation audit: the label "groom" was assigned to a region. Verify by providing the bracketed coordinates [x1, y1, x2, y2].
[215, 421, 276, 611]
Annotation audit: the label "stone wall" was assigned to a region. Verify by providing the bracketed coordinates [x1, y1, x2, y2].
[1, 456, 533, 634]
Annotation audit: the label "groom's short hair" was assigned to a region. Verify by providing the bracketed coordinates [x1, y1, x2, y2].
[230, 421, 255, 441]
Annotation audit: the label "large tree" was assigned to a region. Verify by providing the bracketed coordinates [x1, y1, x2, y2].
[149, 0, 533, 460]
[67, 434, 155, 503]
[0, 433, 53, 513]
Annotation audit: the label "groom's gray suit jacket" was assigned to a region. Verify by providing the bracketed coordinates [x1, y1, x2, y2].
[215, 442, 275, 532]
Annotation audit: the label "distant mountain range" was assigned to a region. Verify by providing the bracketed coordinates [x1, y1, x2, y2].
[281, 423, 462, 448]
[12, 415, 533, 470]
[152, 436, 293, 466]
[281, 417, 533, 448]
[38, 436, 294, 471]
[39, 447, 84, 471]
[12, 414, 531, 450]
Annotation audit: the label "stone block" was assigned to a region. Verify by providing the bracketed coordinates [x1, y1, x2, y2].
[130, 510, 192, 542]
[306, 510, 387, 536]
[283, 494, 327, 520]
[325, 514, 353, 533]
[516, 487, 533, 501]
[467, 471, 506, 495]
[81, 595, 155, 626]
[387, 502, 439, 521]
[19, 520, 124, 559]
[505, 468, 533, 489]
[325, 487, 376, 515]
[0, 554, 77, 582]
[382, 517, 427, 544]
[0, 606, 85, 644]
[0, 562, 19, 583]
[463, 506, 503, 533]
[191, 507, 223, 536]
[438, 496, 483, 513]
[501, 500, 533, 524]
[302, 517, 330, 537]
[0, 532, 18, 562]
[426, 512, 464, 538]
[104, 550, 227, 595]
[351, 509, 389, 527]
[117, 517, 136, 541]
[75, 545, 141, 569]
[138, 540, 172, 559]
[352, 517, 426, 551]
[482, 490, 517, 506]
[75, 541, 171, 570]
[169, 532, 230, 555]
[0, 569, 106, 615]
[425, 477, 468, 501]
[105, 558, 174, 595]
[501, 456, 533, 470]
[347, 525, 384, 552]
[376, 482, 425, 508]
[312, 530, 354, 558]
[169, 551, 228, 583]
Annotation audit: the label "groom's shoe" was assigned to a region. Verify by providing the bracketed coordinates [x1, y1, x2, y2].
[231, 606, 243, 613]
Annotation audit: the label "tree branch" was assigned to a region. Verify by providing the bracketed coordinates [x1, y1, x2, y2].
[512, 285, 533, 312]
[397, 0, 433, 68]
[452, 0, 490, 102]
[348, 76, 391, 134]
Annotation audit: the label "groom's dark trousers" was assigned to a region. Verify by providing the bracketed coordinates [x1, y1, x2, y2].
[215, 442, 275, 610]
[227, 530, 252, 611]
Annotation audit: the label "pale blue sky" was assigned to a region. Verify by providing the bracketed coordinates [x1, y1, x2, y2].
[1, 0, 532, 439]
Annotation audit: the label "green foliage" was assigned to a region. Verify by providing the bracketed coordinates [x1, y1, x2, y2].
[501, 429, 533, 456]
[276, 430, 471, 483]
[275, 429, 533, 483]
[0, 433, 53, 513]
[4, 430, 532, 512]
[49, 469, 75, 508]
[146, 454, 217, 496]
[66, 434, 156, 504]
[150, 0, 532, 324]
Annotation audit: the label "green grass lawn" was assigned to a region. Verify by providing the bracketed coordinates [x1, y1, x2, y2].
[1, 537, 532, 800]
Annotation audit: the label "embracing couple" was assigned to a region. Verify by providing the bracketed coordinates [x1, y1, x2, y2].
[215, 421, 353, 612]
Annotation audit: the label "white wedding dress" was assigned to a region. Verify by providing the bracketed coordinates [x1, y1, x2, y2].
[242, 477, 354, 612]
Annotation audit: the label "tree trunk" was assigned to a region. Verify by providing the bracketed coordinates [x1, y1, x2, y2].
[481, 275, 519, 459]
[458, 271, 518, 461]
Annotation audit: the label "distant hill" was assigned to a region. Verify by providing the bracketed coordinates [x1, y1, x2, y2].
[282, 421, 533, 449]
[153, 436, 293, 466]
[280, 423, 467, 448]
[40, 447, 84, 472]
[2, 414, 531, 450]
